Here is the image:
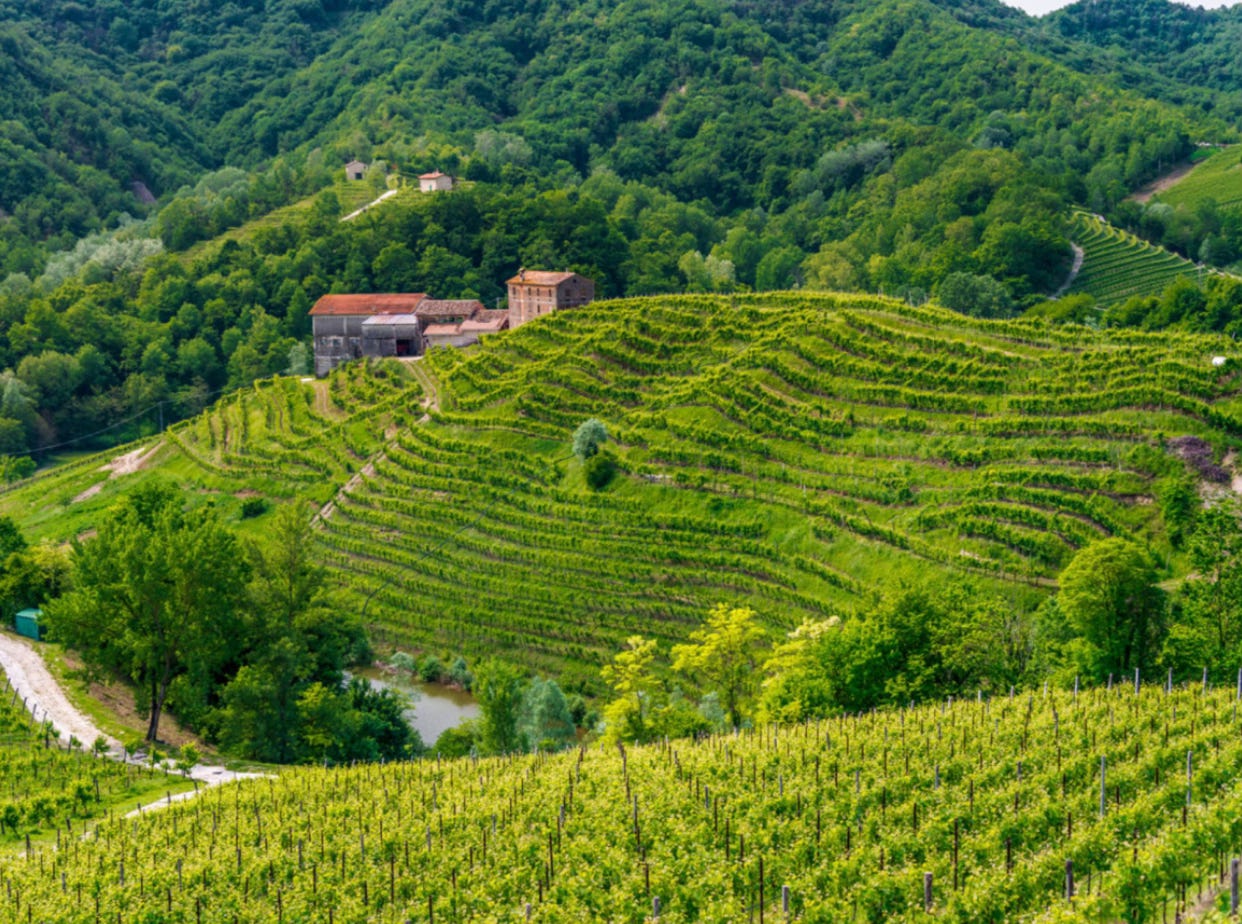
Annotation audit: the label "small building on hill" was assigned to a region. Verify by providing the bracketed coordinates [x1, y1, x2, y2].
[507, 269, 594, 329]
[414, 299, 483, 326]
[312, 294, 501, 374]
[423, 309, 510, 349]
[345, 160, 368, 181]
[418, 171, 453, 192]
[311, 293, 427, 376]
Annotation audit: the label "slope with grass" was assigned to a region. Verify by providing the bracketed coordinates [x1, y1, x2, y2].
[1152, 145, 1242, 213]
[0, 359, 421, 544]
[1067, 211, 1206, 305]
[0, 681, 1237, 920]
[1, 294, 1237, 689]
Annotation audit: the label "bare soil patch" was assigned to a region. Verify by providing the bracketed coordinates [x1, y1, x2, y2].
[1129, 160, 1197, 204]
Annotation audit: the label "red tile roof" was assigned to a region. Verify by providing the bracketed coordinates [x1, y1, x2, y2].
[461, 311, 509, 333]
[507, 270, 579, 286]
[419, 171, 449, 180]
[415, 299, 484, 318]
[310, 294, 427, 317]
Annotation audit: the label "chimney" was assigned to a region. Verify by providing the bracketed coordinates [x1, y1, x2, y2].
[519, 267, 526, 281]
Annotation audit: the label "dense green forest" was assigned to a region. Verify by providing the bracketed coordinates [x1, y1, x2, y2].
[1, 0, 1241, 460]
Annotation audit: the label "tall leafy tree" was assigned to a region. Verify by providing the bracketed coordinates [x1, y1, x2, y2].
[600, 636, 661, 744]
[474, 660, 526, 756]
[47, 482, 248, 741]
[671, 604, 767, 728]
[1057, 538, 1165, 680]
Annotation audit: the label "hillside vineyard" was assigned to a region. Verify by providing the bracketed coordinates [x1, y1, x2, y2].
[3, 294, 1237, 684]
[0, 683, 1240, 921]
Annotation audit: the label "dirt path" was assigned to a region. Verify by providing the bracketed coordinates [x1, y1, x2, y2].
[0, 631, 257, 789]
[1052, 244, 1085, 299]
[71, 442, 165, 505]
[316, 359, 441, 523]
[341, 189, 399, 222]
[1129, 160, 1198, 204]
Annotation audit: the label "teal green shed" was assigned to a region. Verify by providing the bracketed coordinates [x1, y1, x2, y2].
[14, 609, 43, 641]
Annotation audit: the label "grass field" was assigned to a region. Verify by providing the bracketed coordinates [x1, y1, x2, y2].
[1067, 211, 1204, 306]
[0, 293, 1237, 690]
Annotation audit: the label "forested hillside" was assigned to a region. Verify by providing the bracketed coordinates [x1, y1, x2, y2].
[0, 0, 385, 273]
[3, 0, 1242, 462]
[1048, 0, 1242, 98]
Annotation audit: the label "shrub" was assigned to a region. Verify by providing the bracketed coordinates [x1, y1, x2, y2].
[584, 453, 617, 490]
[240, 497, 269, 519]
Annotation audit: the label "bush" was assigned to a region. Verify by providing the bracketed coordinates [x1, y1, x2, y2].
[240, 497, 269, 519]
[584, 453, 617, 490]
[418, 654, 445, 683]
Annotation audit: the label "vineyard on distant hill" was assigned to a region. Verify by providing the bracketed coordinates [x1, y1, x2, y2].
[1068, 212, 1204, 306]
[1153, 146, 1242, 212]
[0, 681, 1239, 921]
[1, 293, 1237, 688]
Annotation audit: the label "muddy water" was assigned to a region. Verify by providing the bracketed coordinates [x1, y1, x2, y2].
[354, 667, 480, 746]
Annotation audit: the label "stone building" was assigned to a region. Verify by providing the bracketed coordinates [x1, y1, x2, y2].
[344, 160, 367, 181]
[310, 293, 427, 376]
[311, 294, 500, 375]
[506, 270, 594, 329]
[361, 314, 423, 359]
[418, 171, 453, 192]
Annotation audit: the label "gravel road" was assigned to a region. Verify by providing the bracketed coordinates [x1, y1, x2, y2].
[0, 630, 259, 789]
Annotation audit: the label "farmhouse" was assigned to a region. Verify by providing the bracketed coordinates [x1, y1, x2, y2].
[344, 160, 367, 181]
[424, 310, 510, 348]
[311, 293, 427, 376]
[507, 270, 594, 329]
[418, 171, 453, 192]
[311, 294, 503, 375]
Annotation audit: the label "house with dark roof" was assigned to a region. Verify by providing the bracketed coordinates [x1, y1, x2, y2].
[506, 269, 594, 328]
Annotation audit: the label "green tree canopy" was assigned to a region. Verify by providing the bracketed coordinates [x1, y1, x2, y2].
[670, 604, 767, 728]
[572, 418, 608, 461]
[1057, 538, 1165, 680]
[47, 482, 249, 742]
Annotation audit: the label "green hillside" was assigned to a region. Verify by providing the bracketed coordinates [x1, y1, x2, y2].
[0, 360, 421, 544]
[1049, 0, 1242, 101]
[0, 681, 1238, 921]
[1153, 146, 1242, 212]
[3, 293, 1238, 686]
[1068, 212, 1204, 306]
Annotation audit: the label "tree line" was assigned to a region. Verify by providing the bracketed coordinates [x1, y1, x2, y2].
[592, 498, 1242, 740]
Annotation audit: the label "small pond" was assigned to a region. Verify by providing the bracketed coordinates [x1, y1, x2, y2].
[352, 667, 480, 746]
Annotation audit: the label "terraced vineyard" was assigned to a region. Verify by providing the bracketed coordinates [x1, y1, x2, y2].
[0, 360, 421, 542]
[2, 681, 1241, 921]
[1153, 146, 1242, 212]
[1068, 212, 1204, 306]
[1, 294, 1239, 685]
